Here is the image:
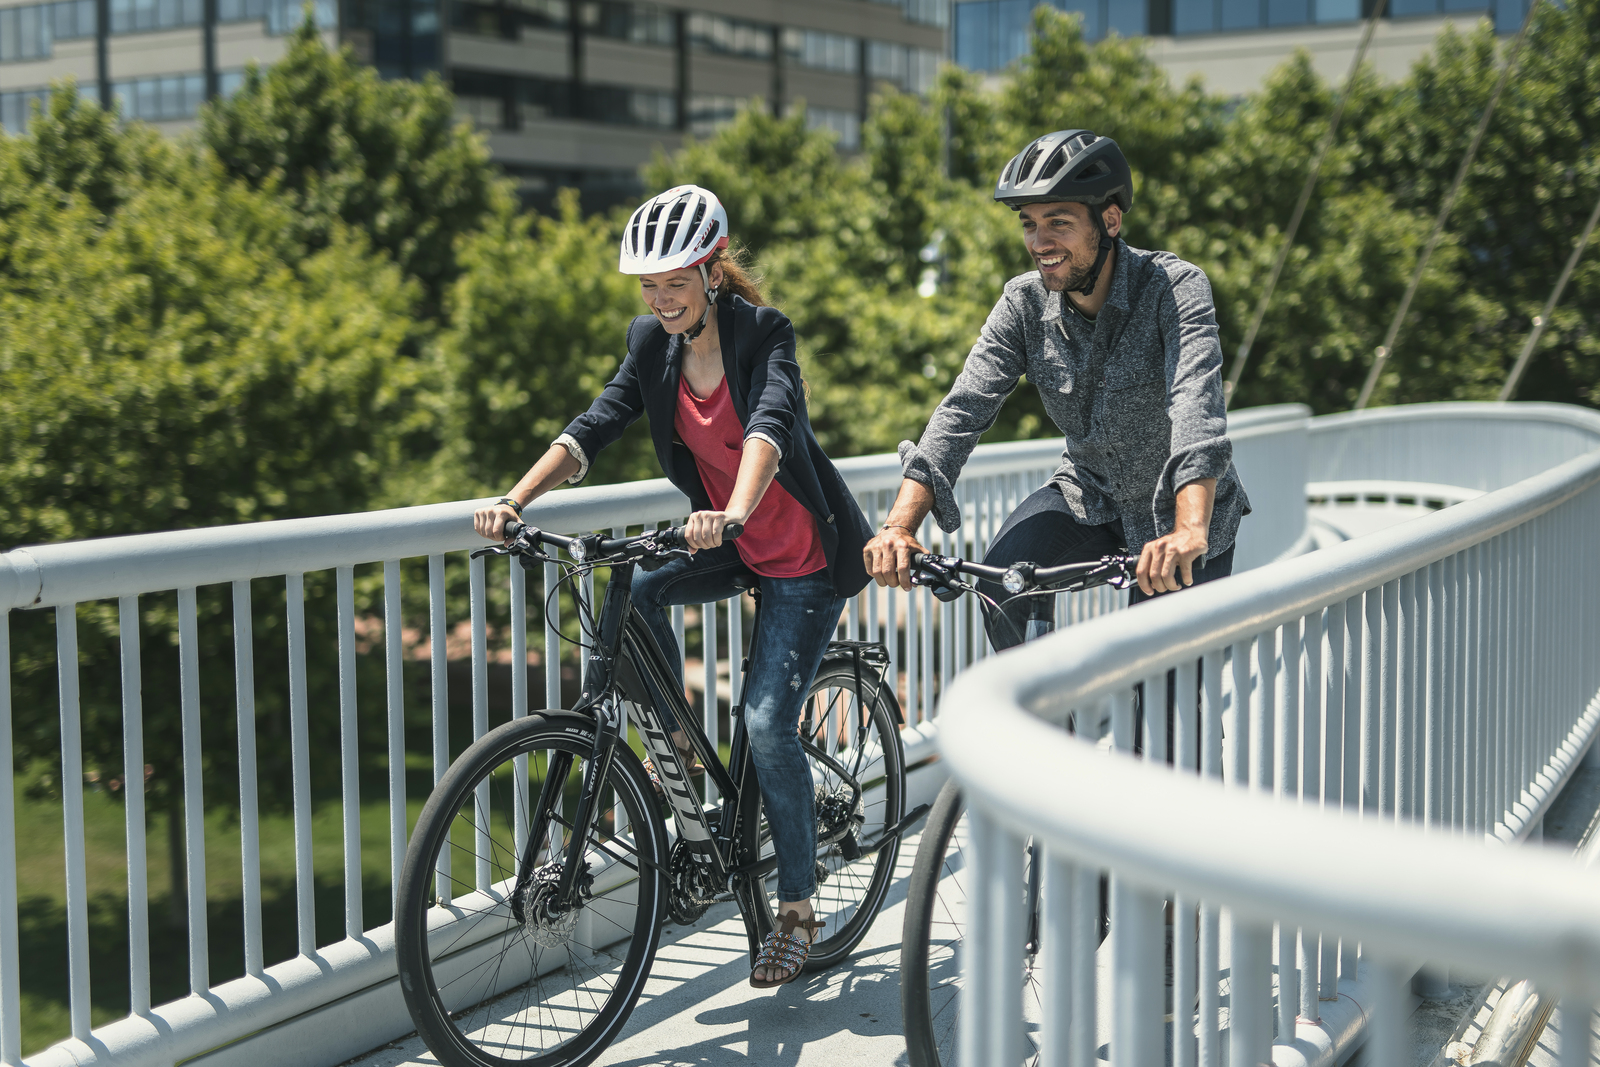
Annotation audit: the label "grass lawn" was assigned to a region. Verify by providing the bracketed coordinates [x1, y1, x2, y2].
[14, 772, 429, 1057]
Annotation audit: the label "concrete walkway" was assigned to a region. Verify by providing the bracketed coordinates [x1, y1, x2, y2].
[348, 828, 926, 1067]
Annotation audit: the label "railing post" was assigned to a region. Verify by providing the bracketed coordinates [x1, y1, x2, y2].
[287, 573, 316, 955]
[337, 565, 364, 935]
[231, 582, 262, 979]
[962, 804, 1024, 1067]
[1112, 877, 1163, 1067]
[385, 560, 408, 917]
[177, 588, 209, 992]
[1229, 917, 1273, 1067]
[0, 613, 21, 1066]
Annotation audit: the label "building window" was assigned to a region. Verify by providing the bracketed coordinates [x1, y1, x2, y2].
[0, 85, 48, 129]
[216, 0, 335, 33]
[865, 40, 943, 92]
[905, 0, 951, 25]
[686, 12, 772, 57]
[582, 83, 676, 125]
[112, 71, 206, 120]
[806, 106, 861, 150]
[110, 0, 202, 33]
[687, 92, 747, 135]
[454, 92, 503, 127]
[0, 0, 93, 63]
[582, 0, 674, 45]
[450, 0, 566, 40]
[782, 27, 859, 73]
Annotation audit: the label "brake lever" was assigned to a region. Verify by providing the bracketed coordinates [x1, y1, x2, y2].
[470, 546, 511, 559]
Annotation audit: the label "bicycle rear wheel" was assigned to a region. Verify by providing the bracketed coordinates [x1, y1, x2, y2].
[741, 658, 906, 968]
[901, 780, 1049, 1067]
[396, 712, 667, 1067]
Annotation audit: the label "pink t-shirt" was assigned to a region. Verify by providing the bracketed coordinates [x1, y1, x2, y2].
[673, 376, 827, 578]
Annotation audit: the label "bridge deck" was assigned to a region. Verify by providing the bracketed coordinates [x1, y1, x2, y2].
[349, 830, 926, 1067]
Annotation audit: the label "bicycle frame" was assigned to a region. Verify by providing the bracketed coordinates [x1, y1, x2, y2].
[516, 557, 890, 962]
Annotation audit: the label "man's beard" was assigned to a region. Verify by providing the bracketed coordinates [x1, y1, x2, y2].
[1039, 249, 1094, 293]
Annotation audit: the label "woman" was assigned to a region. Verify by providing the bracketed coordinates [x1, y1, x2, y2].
[473, 184, 873, 989]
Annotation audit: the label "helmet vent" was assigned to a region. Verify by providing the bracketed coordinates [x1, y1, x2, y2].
[687, 199, 707, 241]
[1073, 160, 1111, 181]
[663, 199, 688, 252]
[644, 201, 667, 254]
[702, 219, 721, 251]
[1018, 142, 1045, 182]
[1038, 146, 1068, 180]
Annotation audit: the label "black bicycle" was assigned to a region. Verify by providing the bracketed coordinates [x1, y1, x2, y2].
[899, 549, 1137, 1067]
[395, 520, 924, 1067]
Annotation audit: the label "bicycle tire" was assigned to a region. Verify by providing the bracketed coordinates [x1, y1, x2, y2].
[395, 711, 668, 1067]
[739, 658, 906, 969]
[901, 778, 969, 1067]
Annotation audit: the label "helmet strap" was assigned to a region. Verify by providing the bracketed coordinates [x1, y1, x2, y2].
[1077, 205, 1116, 298]
[684, 262, 719, 342]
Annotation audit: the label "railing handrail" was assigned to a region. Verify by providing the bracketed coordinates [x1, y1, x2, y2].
[1308, 399, 1600, 438]
[0, 405, 1317, 614]
[938, 697, 1600, 994]
[938, 403, 1600, 1015]
[958, 443, 1600, 725]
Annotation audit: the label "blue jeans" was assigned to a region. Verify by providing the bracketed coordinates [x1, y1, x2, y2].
[979, 485, 1236, 652]
[630, 544, 845, 902]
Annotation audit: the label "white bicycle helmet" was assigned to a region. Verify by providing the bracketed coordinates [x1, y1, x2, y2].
[619, 185, 730, 340]
[619, 185, 728, 274]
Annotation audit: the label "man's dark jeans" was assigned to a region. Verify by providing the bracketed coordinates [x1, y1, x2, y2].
[978, 485, 1236, 653]
[630, 543, 844, 903]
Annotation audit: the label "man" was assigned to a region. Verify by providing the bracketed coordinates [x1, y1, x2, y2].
[864, 128, 1248, 648]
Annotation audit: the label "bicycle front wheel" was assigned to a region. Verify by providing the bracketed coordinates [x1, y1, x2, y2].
[395, 712, 667, 1067]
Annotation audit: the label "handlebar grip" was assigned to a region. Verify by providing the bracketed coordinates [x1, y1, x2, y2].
[503, 520, 525, 540]
[723, 523, 743, 541]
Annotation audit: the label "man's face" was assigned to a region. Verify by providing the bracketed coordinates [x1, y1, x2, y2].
[1019, 201, 1113, 293]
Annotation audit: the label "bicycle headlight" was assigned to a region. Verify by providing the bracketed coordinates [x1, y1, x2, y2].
[569, 539, 588, 562]
[1001, 567, 1026, 595]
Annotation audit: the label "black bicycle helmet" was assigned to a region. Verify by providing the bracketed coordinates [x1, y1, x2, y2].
[994, 129, 1133, 212]
[995, 129, 1132, 296]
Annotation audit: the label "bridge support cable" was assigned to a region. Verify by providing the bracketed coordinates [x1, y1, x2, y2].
[1223, 0, 1389, 409]
[1497, 189, 1600, 401]
[1354, 0, 1540, 410]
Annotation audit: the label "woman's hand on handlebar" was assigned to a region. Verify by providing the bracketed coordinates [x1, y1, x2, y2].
[683, 510, 742, 551]
[864, 525, 926, 592]
[473, 503, 522, 542]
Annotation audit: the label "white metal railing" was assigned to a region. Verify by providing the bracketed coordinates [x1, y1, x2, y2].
[942, 401, 1600, 1067]
[0, 406, 1311, 1067]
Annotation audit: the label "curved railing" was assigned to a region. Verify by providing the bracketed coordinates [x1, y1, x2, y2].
[0, 406, 1310, 1067]
[941, 401, 1600, 1067]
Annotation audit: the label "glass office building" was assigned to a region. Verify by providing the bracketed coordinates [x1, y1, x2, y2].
[953, 0, 1531, 72]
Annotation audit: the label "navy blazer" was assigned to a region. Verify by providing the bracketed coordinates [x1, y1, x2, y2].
[560, 295, 872, 599]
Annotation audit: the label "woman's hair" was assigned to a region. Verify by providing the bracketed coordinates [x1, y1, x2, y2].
[709, 244, 765, 307]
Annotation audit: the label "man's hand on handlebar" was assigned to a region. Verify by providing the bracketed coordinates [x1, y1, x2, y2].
[1136, 527, 1208, 596]
[474, 503, 521, 542]
[864, 525, 926, 592]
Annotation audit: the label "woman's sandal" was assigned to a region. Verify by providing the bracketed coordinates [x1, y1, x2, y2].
[749, 909, 825, 989]
[643, 738, 704, 797]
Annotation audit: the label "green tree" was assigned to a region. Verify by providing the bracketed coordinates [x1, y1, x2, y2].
[199, 18, 513, 320]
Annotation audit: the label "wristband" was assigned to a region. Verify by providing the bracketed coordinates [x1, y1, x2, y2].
[495, 496, 523, 517]
[881, 523, 916, 534]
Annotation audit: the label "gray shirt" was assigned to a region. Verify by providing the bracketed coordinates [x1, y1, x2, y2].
[899, 238, 1249, 556]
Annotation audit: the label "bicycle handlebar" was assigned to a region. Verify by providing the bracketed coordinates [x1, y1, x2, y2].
[493, 520, 743, 565]
[908, 550, 1136, 600]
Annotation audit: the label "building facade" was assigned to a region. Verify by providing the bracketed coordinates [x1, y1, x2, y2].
[0, 0, 946, 209]
[952, 0, 1532, 95]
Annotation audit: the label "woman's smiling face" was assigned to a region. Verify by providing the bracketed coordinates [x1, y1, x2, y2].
[640, 264, 724, 334]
